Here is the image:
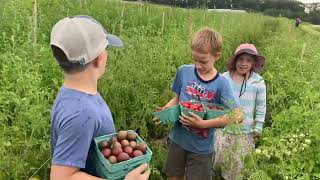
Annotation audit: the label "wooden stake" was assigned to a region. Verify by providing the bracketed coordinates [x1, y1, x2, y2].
[119, 6, 125, 34]
[146, 6, 149, 16]
[189, 23, 193, 38]
[139, 2, 142, 16]
[220, 16, 225, 33]
[161, 12, 165, 35]
[32, 0, 37, 45]
[188, 10, 193, 38]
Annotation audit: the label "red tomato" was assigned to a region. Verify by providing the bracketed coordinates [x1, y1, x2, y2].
[190, 105, 197, 110]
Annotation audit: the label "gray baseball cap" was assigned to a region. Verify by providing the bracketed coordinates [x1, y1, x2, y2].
[50, 15, 123, 65]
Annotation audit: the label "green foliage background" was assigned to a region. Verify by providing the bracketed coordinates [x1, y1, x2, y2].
[0, 0, 320, 179]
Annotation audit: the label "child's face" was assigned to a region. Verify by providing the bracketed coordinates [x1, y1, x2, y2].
[192, 50, 216, 74]
[235, 53, 255, 75]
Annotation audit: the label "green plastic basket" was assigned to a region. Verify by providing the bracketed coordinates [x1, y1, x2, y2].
[154, 105, 180, 124]
[202, 103, 230, 120]
[93, 130, 152, 178]
[179, 102, 206, 118]
[94, 152, 131, 180]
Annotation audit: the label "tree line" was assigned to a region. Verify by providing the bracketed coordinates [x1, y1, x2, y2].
[128, 0, 320, 25]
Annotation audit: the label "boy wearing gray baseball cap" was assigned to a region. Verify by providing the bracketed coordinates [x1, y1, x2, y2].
[50, 15, 150, 180]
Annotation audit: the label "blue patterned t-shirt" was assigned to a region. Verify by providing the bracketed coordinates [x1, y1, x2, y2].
[169, 65, 240, 154]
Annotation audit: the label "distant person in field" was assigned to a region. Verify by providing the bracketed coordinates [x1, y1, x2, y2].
[155, 27, 244, 180]
[214, 43, 267, 180]
[49, 15, 150, 180]
[295, 17, 302, 28]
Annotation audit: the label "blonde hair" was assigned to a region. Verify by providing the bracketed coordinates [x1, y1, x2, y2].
[191, 27, 222, 55]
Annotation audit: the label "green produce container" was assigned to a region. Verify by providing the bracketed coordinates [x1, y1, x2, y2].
[202, 103, 230, 120]
[154, 105, 180, 124]
[93, 130, 152, 179]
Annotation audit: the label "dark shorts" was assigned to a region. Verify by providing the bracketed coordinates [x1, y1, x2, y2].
[163, 139, 213, 180]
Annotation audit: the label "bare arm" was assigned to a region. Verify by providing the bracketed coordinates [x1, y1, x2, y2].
[51, 163, 150, 180]
[163, 94, 179, 108]
[156, 94, 179, 111]
[50, 165, 104, 180]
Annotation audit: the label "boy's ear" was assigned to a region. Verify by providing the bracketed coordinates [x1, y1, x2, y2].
[93, 53, 104, 67]
[92, 56, 99, 67]
[213, 52, 222, 61]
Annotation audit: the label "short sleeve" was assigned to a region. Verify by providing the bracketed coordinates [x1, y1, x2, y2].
[171, 67, 183, 95]
[51, 108, 96, 168]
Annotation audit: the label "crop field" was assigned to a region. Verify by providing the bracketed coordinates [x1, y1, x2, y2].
[0, 0, 320, 179]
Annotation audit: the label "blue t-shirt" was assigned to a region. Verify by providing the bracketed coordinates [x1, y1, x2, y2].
[51, 86, 115, 175]
[169, 65, 240, 154]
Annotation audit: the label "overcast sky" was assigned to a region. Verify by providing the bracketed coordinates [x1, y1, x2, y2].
[297, 0, 320, 3]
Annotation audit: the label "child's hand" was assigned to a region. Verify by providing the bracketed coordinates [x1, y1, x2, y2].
[179, 112, 206, 129]
[233, 108, 245, 124]
[153, 106, 168, 125]
[155, 106, 166, 112]
[124, 163, 150, 180]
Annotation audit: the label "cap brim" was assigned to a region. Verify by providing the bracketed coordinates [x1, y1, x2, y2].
[107, 34, 123, 47]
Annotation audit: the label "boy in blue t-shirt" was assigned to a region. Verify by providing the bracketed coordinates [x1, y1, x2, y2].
[50, 16, 150, 180]
[159, 28, 243, 180]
